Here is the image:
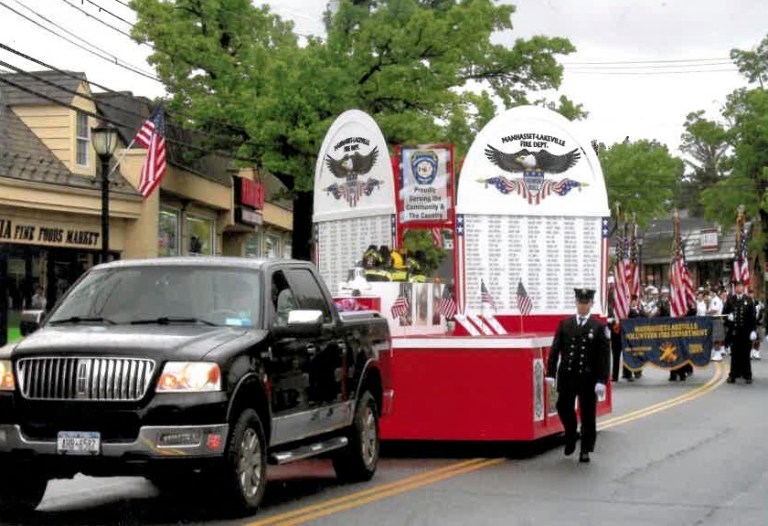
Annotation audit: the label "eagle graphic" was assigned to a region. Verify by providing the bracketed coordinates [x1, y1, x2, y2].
[325, 146, 379, 179]
[484, 145, 581, 174]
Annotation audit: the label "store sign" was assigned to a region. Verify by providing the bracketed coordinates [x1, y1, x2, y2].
[234, 176, 265, 210]
[235, 207, 263, 227]
[700, 229, 719, 250]
[0, 218, 100, 248]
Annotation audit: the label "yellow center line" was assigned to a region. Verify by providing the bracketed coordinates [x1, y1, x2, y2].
[247, 363, 726, 526]
[263, 459, 504, 526]
[598, 362, 725, 430]
[246, 458, 488, 526]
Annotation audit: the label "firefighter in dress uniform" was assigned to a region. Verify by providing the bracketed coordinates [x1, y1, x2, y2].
[723, 279, 758, 384]
[546, 288, 611, 463]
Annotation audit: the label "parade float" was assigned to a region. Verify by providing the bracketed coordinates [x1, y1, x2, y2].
[313, 106, 612, 441]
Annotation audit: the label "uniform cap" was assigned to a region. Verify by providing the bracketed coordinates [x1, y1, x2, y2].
[574, 288, 596, 302]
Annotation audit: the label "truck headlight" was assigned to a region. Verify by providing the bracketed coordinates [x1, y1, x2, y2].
[157, 362, 221, 392]
[0, 360, 15, 391]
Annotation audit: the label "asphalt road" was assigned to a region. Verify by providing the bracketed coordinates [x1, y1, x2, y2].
[5, 357, 767, 526]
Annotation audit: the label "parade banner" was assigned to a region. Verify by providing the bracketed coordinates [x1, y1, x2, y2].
[397, 144, 453, 226]
[620, 317, 714, 371]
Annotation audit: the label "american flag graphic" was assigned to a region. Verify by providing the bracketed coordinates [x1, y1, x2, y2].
[437, 286, 457, 319]
[516, 280, 533, 316]
[733, 221, 750, 286]
[455, 214, 466, 313]
[480, 280, 496, 310]
[135, 105, 167, 198]
[390, 293, 410, 319]
[483, 176, 581, 205]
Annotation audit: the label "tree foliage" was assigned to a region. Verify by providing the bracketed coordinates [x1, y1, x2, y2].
[130, 0, 579, 258]
[598, 140, 684, 227]
[677, 110, 728, 215]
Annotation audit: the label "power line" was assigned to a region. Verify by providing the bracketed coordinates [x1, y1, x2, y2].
[0, 73, 261, 167]
[565, 68, 738, 76]
[60, 0, 136, 40]
[0, 41, 250, 135]
[79, 0, 135, 27]
[563, 57, 732, 66]
[0, 0, 160, 83]
[0, 59, 253, 149]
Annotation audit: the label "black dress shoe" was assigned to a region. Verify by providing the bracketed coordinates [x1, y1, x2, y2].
[579, 451, 590, 463]
[746, 378, 753, 384]
[726, 377, 736, 384]
[564, 439, 576, 456]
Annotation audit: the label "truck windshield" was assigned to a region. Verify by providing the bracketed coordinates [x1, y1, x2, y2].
[47, 266, 262, 327]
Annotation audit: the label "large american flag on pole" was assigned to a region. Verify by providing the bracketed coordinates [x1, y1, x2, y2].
[670, 212, 695, 317]
[628, 222, 641, 298]
[135, 105, 167, 198]
[733, 216, 750, 286]
[612, 224, 630, 320]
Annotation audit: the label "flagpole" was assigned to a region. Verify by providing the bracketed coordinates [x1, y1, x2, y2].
[106, 138, 138, 178]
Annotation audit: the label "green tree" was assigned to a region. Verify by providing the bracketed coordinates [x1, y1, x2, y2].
[677, 110, 729, 215]
[130, 0, 578, 259]
[598, 140, 684, 227]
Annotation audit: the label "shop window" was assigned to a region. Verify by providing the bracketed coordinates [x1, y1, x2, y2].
[187, 215, 215, 256]
[283, 240, 292, 259]
[76, 112, 89, 167]
[265, 234, 281, 258]
[244, 232, 262, 258]
[158, 208, 180, 257]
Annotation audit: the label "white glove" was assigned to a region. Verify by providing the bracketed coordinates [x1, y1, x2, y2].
[727, 313, 734, 322]
[594, 382, 606, 396]
[545, 377, 555, 388]
[750, 331, 757, 341]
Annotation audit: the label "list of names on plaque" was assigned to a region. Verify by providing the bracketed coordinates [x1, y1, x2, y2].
[317, 216, 392, 292]
[462, 215, 602, 314]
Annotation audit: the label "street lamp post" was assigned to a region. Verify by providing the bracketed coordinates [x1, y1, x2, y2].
[91, 124, 120, 263]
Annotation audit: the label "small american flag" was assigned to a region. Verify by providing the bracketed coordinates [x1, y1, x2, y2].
[480, 280, 496, 310]
[391, 293, 410, 319]
[437, 286, 457, 319]
[135, 105, 167, 198]
[516, 280, 533, 315]
[431, 227, 443, 249]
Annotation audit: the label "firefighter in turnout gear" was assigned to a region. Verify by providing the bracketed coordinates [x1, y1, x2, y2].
[723, 279, 757, 384]
[546, 288, 611, 463]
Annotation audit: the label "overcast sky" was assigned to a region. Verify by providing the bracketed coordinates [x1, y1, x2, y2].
[1, 0, 766, 157]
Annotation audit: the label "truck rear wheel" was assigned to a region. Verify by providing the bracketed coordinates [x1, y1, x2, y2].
[0, 472, 48, 516]
[215, 408, 268, 514]
[333, 391, 379, 482]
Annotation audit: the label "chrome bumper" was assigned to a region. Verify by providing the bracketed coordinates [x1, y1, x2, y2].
[0, 424, 229, 457]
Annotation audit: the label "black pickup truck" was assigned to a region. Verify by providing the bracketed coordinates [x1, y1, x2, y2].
[0, 257, 392, 516]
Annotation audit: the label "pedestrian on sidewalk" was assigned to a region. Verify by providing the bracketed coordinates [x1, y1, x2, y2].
[546, 288, 610, 463]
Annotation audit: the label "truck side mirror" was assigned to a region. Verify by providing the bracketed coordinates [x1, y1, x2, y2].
[20, 309, 45, 336]
[272, 310, 323, 339]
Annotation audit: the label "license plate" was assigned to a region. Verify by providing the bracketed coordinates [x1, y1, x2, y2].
[57, 431, 101, 455]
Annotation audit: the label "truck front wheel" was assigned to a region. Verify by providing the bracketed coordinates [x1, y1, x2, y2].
[333, 391, 380, 482]
[215, 408, 268, 514]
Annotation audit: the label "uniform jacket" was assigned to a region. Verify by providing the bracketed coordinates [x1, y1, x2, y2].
[723, 294, 757, 341]
[546, 315, 611, 392]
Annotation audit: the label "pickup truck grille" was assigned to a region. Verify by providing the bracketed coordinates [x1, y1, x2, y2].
[16, 357, 156, 401]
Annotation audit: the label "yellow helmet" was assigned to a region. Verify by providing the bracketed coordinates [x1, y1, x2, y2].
[390, 250, 405, 270]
